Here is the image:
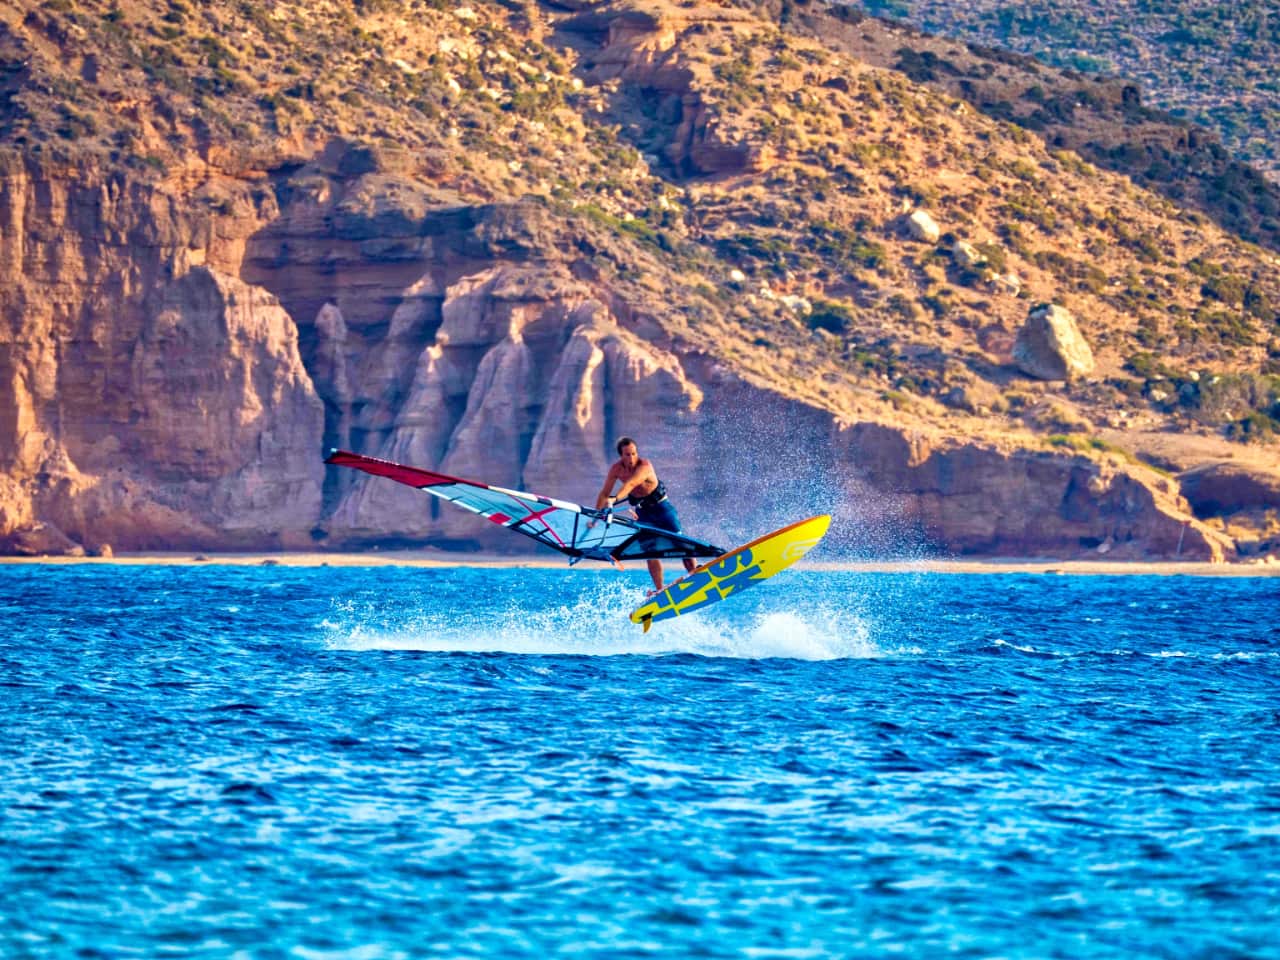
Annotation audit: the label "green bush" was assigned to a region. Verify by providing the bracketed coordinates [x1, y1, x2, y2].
[1227, 411, 1279, 441]
[806, 300, 856, 335]
[1244, 285, 1275, 321]
[1046, 434, 1093, 452]
[974, 242, 1007, 273]
[1193, 306, 1256, 347]
[1201, 273, 1247, 306]
[1197, 373, 1280, 423]
[1124, 352, 1173, 379]
[886, 293, 921, 322]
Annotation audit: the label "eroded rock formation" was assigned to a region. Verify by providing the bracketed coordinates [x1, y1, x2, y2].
[0, 153, 323, 551]
[0, 139, 1240, 560]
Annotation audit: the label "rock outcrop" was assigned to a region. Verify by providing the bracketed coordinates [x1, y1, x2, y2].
[326, 262, 707, 549]
[562, 2, 776, 177]
[0, 154, 324, 551]
[1, 521, 84, 557]
[830, 423, 1229, 560]
[1179, 462, 1280, 517]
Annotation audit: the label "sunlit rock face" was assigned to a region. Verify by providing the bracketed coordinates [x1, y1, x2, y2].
[827, 423, 1228, 561]
[0, 155, 322, 553]
[325, 262, 707, 550]
[0, 126, 1233, 560]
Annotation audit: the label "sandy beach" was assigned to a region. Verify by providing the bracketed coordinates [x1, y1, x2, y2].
[3, 550, 1278, 576]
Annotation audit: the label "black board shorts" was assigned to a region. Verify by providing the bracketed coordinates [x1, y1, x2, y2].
[636, 498, 682, 534]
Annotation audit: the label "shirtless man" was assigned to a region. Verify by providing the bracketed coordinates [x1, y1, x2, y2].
[596, 436, 698, 593]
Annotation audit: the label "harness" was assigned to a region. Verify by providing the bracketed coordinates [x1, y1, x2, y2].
[627, 479, 668, 511]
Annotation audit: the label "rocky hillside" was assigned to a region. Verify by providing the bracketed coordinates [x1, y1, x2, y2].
[829, 0, 1280, 184]
[1, 0, 1278, 561]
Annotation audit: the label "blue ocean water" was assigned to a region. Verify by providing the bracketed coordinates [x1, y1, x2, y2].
[2, 563, 1278, 959]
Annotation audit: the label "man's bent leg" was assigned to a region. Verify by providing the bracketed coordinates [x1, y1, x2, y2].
[646, 558, 663, 593]
[682, 557, 697, 573]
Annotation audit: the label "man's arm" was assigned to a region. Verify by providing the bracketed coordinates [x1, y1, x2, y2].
[595, 466, 620, 510]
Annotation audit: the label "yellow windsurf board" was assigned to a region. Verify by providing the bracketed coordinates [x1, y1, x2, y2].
[629, 514, 831, 632]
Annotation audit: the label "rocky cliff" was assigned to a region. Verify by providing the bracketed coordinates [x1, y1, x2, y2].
[0, 151, 321, 552]
[1, 0, 1276, 561]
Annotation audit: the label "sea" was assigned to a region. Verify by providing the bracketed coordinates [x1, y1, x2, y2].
[2, 562, 1278, 959]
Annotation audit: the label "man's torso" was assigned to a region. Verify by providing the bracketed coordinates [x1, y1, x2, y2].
[615, 458, 658, 500]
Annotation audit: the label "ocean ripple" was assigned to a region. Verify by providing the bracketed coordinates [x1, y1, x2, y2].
[1, 565, 1277, 958]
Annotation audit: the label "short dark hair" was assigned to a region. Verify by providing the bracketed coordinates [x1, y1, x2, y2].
[616, 436, 636, 455]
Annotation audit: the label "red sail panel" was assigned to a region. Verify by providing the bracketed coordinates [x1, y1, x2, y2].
[324, 450, 463, 489]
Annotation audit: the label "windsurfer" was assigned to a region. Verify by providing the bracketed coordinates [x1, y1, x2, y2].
[596, 437, 698, 593]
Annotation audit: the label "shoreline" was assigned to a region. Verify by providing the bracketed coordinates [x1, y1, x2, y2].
[1, 550, 1277, 576]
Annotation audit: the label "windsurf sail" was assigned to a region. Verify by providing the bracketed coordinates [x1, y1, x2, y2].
[325, 449, 726, 564]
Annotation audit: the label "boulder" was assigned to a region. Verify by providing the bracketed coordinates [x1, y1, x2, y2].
[991, 272, 1022, 296]
[1013, 303, 1095, 381]
[907, 209, 941, 243]
[952, 240, 986, 270]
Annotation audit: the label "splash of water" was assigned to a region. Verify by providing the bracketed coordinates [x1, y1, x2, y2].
[320, 581, 885, 661]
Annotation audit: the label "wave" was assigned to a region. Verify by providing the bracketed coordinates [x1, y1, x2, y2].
[989, 638, 1280, 661]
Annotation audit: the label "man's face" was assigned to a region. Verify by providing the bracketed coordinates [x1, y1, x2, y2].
[620, 443, 639, 468]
